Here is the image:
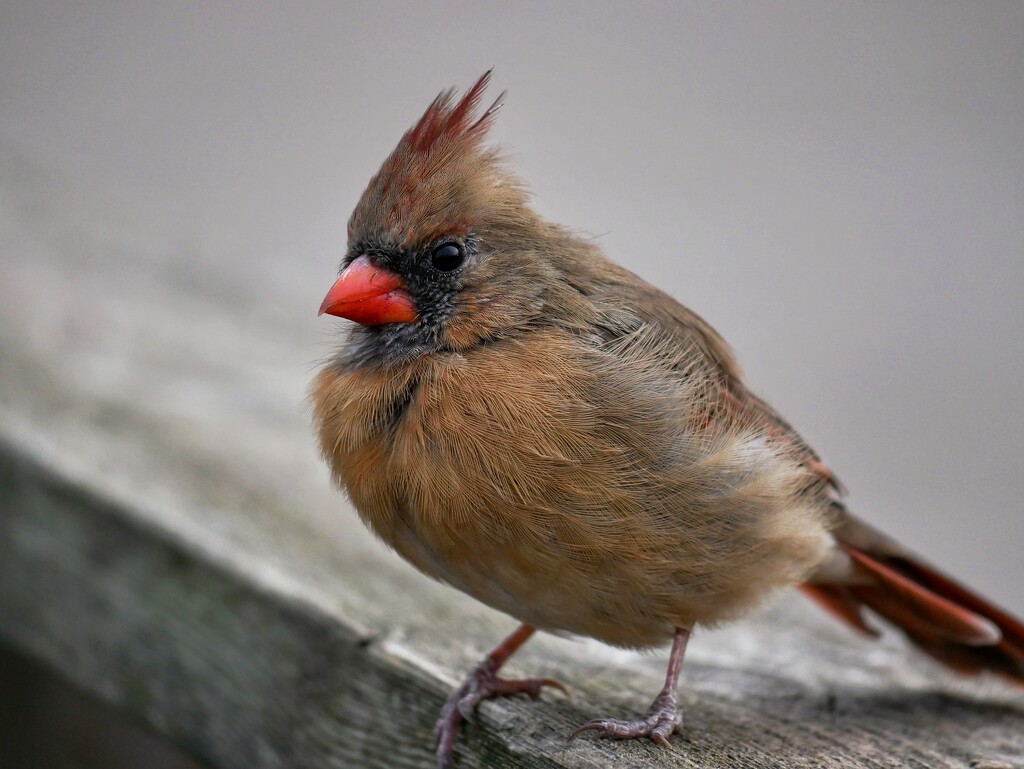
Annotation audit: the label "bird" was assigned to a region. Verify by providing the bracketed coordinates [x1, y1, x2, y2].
[310, 72, 1024, 768]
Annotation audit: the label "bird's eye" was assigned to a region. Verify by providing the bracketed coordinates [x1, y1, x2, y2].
[431, 243, 465, 272]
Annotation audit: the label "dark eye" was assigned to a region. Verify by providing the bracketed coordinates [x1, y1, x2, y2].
[431, 243, 465, 272]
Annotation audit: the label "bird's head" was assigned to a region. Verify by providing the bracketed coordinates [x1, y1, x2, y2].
[320, 71, 562, 366]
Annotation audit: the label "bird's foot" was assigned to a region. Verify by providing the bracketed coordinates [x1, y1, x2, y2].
[434, 660, 568, 768]
[569, 690, 679, 747]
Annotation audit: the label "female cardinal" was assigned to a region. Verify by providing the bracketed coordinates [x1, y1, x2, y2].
[311, 72, 1024, 767]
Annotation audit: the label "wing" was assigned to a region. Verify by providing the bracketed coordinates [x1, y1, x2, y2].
[562, 249, 844, 499]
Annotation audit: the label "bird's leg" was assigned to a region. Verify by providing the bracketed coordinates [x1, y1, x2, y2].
[570, 626, 691, 747]
[435, 623, 568, 768]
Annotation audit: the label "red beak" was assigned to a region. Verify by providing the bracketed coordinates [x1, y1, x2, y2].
[318, 255, 417, 325]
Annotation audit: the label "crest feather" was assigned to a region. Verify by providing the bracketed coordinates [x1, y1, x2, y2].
[348, 71, 516, 244]
[407, 70, 504, 153]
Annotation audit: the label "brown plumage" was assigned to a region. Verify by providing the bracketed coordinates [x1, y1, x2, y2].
[310, 72, 1024, 767]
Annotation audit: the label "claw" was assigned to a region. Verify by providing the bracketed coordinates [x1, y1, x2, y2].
[568, 691, 680, 746]
[455, 697, 478, 724]
[652, 732, 673, 749]
[435, 670, 569, 768]
[568, 719, 610, 741]
[435, 626, 547, 766]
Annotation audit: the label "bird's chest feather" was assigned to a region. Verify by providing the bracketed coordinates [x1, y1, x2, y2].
[312, 336, 648, 627]
[313, 338, 593, 550]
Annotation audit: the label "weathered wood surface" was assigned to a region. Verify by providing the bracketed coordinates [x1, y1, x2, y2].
[1, 154, 1022, 769]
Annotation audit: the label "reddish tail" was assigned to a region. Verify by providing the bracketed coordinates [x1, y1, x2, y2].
[803, 537, 1024, 687]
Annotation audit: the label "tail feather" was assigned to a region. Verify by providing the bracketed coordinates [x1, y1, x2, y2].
[843, 546, 1001, 646]
[800, 583, 879, 638]
[882, 555, 1024, 653]
[907, 630, 1024, 682]
[804, 532, 1024, 687]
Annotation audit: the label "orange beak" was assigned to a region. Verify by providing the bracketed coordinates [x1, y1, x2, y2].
[318, 255, 418, 325]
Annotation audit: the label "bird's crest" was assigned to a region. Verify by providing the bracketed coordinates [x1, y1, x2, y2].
[406, 69, 505, 154]
[348, 71, 511, 246]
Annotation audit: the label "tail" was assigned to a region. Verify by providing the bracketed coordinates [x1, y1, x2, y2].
[803, 513, 1024, 686]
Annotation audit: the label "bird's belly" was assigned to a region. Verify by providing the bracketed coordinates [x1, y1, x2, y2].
[379, 450, 833, 648]
[386, 506, 682, 647]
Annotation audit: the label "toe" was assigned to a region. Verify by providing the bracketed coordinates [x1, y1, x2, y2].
[435, 719, 459, 769]
[567, 705, 679, 745]
[494, 676, 570, 700]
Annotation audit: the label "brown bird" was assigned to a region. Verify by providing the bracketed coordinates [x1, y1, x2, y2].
[310, 72, 1024, 767]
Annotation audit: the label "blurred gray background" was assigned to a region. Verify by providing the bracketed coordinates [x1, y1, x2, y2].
[1, 0, 1021, 615]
